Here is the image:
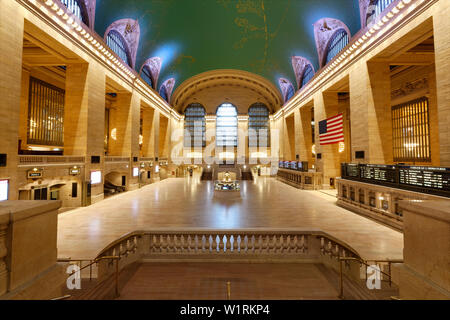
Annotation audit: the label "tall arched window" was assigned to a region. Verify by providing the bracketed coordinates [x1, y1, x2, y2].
[285, 84, 295, 102]
[301, 65, 314, 88]
[141, 66, 154, 89]
[325, 29, 349, 65]
[366, 0, 395, 26]
[184, 104, 206, 148]
[159, 86, 168, 102]
[248, 103, 270, 148]
[106, 30, 131, 66]
[216, 103, 238, 147]
[60, 0, 88, 26]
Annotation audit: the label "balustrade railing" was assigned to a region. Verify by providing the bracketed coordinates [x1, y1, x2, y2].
[95, 230, 362, 282]
[104, 156, 130, 163]
[18, 155, 85, 165]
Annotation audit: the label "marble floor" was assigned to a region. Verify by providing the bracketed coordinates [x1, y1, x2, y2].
[57, 176, 404, 260]
[117, 263, 341, 300]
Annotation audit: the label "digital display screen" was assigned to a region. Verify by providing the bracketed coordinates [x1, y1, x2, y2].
[133, 167, 139, 177]
[279, 161, 284, 168]
[284, 161, 289, 168]
[0, 180, 8, 201]
[90, 171, 102, 185]
[399, 166, 450, 191]
[297, 162, 303, 171]
[290, 161, 297, 170]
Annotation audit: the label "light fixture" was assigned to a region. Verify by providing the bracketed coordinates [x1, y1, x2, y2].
[312, 145, 316, 155]
[339, 142, 345, 153]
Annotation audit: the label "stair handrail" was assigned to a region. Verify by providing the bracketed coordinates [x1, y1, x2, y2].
[338, 256, 403, 299]
[57, 255, 121, 298]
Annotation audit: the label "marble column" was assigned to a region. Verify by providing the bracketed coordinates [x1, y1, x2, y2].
[433, 1, 450, 165]
[349, 60, 392, 164]
[0, 0, 23, 200]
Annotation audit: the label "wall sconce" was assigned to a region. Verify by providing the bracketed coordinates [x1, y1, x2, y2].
[111, 128, 117, 141]
[312, 144, 316, 155]
[339, 142, 345, 153]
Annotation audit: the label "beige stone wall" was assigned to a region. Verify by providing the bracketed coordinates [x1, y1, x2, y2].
[275, 0, 450, 185]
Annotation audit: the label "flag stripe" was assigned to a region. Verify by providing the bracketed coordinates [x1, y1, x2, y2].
[319, 113, 344, 146]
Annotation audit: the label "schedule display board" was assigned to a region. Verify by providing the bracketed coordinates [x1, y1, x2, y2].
[398, 166, 450, 191]
[341, 163, 450, 197]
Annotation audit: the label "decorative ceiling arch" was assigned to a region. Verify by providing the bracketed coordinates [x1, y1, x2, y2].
[94, 1, 360, 94]
[104, 19, 140, 68]
[171, 70, 283, 114]
[291, 56, 315, 90]
[359, 0, 372, 28]
[313, 18, 351, 68]
[278, 78, 295, 104]
[159, 78, 176, 103]
[140, 57, 162, 89]
[79, 0, 96, 28]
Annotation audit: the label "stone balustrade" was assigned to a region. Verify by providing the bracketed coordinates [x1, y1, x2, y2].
[96, 229, 362, 282]
[104, 156, 131, 163]
[0, 200, 65, 299]
[336, 178, 448, 231]
[394, 200, 450, 299]
[18, 155, 85, 166]
[276, 168, 323, 190]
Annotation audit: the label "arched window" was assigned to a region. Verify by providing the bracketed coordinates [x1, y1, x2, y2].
[301, 65, 314, 88]
[159, 86, 168, 102]
[60, 0, 88, 26]
[184, 104, 206, 148]
[325, 29, 349, 65]
[366, 0, 395, 26]
[106, 30, 131, 66]
[248, 103, 270, 148]
[216, 103, 238, 147]
[141, 66, 154, 89]
[285, 84, 295, 102]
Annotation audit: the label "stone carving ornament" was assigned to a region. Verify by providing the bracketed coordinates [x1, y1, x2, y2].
[141, 57, 162, 89]
[104, 19, 141, 69]
[278, 78, 295, 104]
[291, 56, 315, 90]
[160, 78, 176, 103]
[313, 18, 351, 68]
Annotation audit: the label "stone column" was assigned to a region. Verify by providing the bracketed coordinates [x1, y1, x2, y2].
[433, 1, 450, 166]
[314, 91, 340, 188]
[18, 68, 30, 152]
[349, 60, 392, 164]
[65, 63, 106, 204]
[0, 0, 23, 200]
[295, 106, 314, 164]
[283, 115, 295, 160]
[141, 107, 155, 157]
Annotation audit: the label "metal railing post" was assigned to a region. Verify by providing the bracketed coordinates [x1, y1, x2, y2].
[115, 258, 120, 297]
[339, 259, 344, 299]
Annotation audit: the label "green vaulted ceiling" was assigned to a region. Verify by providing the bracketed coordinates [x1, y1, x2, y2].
[94, 0, 361, 92]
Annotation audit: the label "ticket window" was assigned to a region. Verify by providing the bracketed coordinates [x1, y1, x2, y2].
[394, 198, 403, 217]
[34, 187, 48, 200]
[342, 186, 347, 198]
[50, 189, 60, 201]
[359, 189, 365, 204]
[369, 192, 376, 207]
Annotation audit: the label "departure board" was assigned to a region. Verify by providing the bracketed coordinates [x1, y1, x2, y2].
[346, 164, 359, 177]
[399, 166, 450, 191]
[359, 164, 397, 183]
[341, 163, 450, 197]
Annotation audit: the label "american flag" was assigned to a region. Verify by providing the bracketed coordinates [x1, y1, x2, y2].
[319, 113, 344, 145]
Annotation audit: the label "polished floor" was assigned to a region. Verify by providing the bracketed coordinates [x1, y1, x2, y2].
[117, 263, 340, 300]
[57, 175, 403, 260]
